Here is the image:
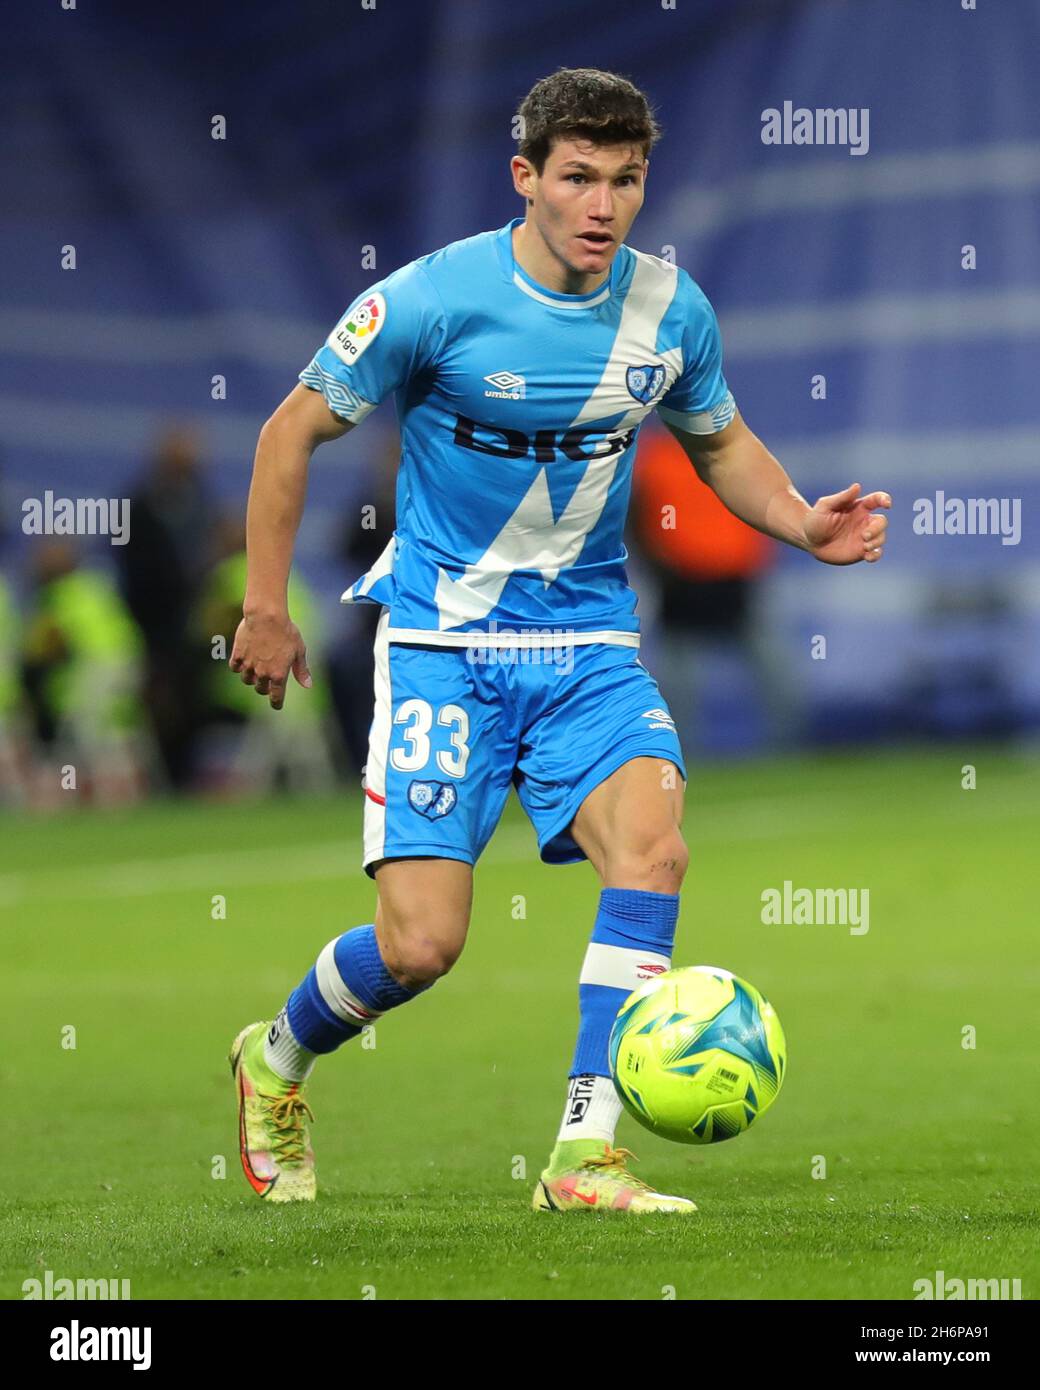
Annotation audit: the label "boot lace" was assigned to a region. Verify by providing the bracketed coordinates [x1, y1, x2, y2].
[258, 1090, 314, 1167]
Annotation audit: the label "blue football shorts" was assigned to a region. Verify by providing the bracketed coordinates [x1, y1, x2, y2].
[361, 613, 686, 875]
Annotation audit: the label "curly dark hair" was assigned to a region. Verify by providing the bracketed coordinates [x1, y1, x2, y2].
[516, 67, 662, 174]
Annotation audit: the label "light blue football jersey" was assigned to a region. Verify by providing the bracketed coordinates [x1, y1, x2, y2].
[299, 216, 736, 645]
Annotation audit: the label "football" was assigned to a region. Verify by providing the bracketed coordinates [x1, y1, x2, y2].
[608, 965, 786, 1144]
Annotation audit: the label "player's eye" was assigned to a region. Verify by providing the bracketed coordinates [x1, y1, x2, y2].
[566, 174, 587, 184]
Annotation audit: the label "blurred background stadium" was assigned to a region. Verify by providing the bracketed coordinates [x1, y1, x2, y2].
[2, 0, 1038, 805]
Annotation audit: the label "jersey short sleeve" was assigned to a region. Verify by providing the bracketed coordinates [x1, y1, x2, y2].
[299, 260, 447, 425]
[656, 271, 737, 435]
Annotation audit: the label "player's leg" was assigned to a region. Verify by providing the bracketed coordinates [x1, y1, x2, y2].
[568, 753, 687, 891]
[232, 618, 513, 1202]
[512, 645, 694, 1212]
[373, 857, 472, 987]
[230, 857, 470, 1203]
[537, 757, 694, 1212]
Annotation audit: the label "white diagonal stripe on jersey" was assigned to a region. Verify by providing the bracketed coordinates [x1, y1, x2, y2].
[431, 252, 687, 629]
[579, 941, 672, 990]
[315, 938, 381, 1025]
[343, 535, 395, 602]
[433, 452, 624, 625]
[570, 251, 684, 431]
[430, 251, 689, 629]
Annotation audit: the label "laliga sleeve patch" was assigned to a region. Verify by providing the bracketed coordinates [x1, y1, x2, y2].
[327, 291, 386, 367]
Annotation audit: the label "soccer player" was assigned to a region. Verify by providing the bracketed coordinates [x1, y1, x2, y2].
[228, 68, 889, 1212]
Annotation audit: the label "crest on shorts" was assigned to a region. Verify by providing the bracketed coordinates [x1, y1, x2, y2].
[626, 364, 666, 404]
[407, 780, 458, 819]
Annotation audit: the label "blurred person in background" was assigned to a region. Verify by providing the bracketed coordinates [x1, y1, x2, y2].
[630, 421, 804, 753]
[20, 538, 149, 806]
[195, 515, 335, 794]
[0, 565, 28, 806]
[118, 424, 213, 790]
[0, 463, 30, 806]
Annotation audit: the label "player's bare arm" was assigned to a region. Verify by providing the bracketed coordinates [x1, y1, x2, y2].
[663, 409, 891, 565]
[229, 383, 354, 709]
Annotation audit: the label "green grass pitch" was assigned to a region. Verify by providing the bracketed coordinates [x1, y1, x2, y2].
[2, 746, 1037, 1300]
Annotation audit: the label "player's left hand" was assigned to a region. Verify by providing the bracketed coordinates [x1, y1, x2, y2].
[801, 482, 891, 565]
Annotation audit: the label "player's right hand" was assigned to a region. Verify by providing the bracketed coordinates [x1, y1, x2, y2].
[229, 612, 312, 711]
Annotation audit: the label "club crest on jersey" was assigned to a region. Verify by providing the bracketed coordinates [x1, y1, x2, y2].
[407, 780, 458, 819]
[626, 364, 666, 404]
[328, 292, 386, 366]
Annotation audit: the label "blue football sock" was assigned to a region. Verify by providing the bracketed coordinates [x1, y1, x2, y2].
[570, 887, 679, 1078]
[284, 924, 431, 1055]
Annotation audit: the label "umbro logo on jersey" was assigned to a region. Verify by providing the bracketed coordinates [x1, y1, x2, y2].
[484, 370, 526, 400]
[641, 707, 676, 730]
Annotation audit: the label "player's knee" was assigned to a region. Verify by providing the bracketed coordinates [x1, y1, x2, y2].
[388, 938, 461, 989]
[606, 826, 689, 893]
[379, 917, 465, 989]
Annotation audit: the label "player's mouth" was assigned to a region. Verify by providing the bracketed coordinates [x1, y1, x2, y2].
[577, 232, 613, 250]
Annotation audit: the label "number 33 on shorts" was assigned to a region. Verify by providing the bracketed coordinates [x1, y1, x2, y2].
[389, 699, 470, 778]
[360, 636, 513, 875]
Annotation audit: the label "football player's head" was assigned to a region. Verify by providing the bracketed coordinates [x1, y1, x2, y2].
[511, 68, 660, 276]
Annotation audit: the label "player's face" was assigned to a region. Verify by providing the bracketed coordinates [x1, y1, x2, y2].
[524, 138, 647, 277]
